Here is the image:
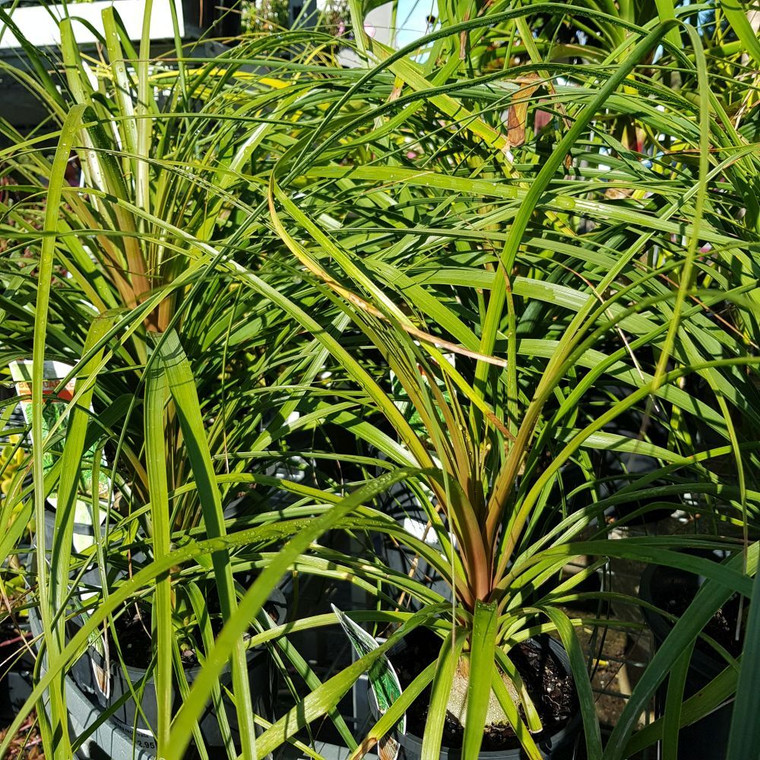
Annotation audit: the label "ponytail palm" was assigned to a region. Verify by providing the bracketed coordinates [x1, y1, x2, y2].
[0, 13, 376, 759]
[250, 7, 760, 758]
[1, 2, 760, 759]
[148, 6, 760, 757]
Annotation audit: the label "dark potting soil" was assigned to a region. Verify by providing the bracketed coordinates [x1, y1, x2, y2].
[99, 607, 216, 669]
[106, 615, 241, 670]
[391, 628, 577, 751]
[650, 570, 744, 658]
[106, 609, 158, 669]
[104, 596, 279, 669]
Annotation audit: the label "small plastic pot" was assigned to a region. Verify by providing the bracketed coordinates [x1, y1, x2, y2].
[639, 559, 736, 760]
[90, 644, 276, 749]
[29, 597, 279, 753]
[0, 625, 34, 723]
[379, 635, 580, 760]
[30, 508, 283, 751]
[373, 480, 453, 608]
[82, 584, 286, 746]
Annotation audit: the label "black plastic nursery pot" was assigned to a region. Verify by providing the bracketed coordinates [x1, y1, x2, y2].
[31, 508, 282, 754]
[26, 599, 278, 755]
[383, 631, 580, 760]
[639, 560, 739, 760]
[373, 479, 452, 607]
[70, 580, 286, 751]
[86, 637, 276, 752]
[0, 622, 34, 724]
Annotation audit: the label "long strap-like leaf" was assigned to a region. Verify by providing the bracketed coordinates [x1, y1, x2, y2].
[31, 103, 86, 759]
[157, 329, 258, 760]
[726, 565, 760, 760]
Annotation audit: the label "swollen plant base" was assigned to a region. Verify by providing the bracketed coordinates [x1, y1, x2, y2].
[397, 721, 579, 760]
[446, 655, 520, 729]
[388, 631, 580, 759]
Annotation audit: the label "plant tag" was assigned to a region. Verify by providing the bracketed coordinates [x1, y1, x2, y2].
[10, 359, 112, 697]
[331, 605, 404, 760]
[9, 359, 112, 500]
[10, 360, 76, 475]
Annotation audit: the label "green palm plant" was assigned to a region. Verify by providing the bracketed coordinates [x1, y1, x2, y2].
[0, 10, 378, 759]
[147, 6, 760, 759]
[2, 2, 760, 759]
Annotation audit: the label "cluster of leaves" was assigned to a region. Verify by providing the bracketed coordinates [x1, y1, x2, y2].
[241, 0, 350, 35]
[0, 0, 759, 758]
[240, 0, 291, 34]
